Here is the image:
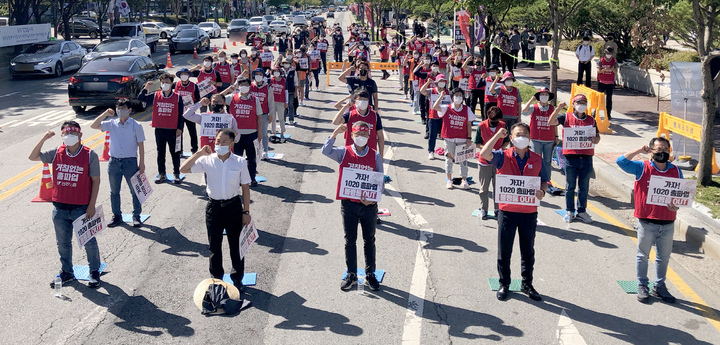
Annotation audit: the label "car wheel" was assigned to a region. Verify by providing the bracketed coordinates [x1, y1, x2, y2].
[54, 62, 63, 77]
[72, 106, 86, 114]
[89, 31, 98, 39]
[133, 101, 147, 112]
[160, 32, 167, 39]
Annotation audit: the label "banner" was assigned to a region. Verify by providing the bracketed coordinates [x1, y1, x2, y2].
[239, 220, 259, 259]
[646, 175, 697, 208]
[495, 175, 541, 206]
[0, 24, 51, 48]
[364, 3, 373, 27]
[130, 171, 153, 204]
[297, 57, 309, 69]
[457, 10, 471, 49]
[454, 144, 475, 164]
[562, 126, 596, 150]
[473, 11, 485, 48]
[260, 51, 274, 62]
[339, 167, 384, 202]
[200, 113, 233, 137]
[72, 205, 106, 248]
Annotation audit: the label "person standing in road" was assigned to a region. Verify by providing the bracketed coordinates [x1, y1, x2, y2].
[421, 73, 450, 158]
[180, 129, 253, 291]
[617, 137, 680, 304]
[596, 47, 617, 120]
[317, 33, 329, 74]
[510, 29, 521, 69]
[281, 57, 298, 125]
[432, 87, 475, 190]
[339, 61, 379, 110]
[575, 37, 595, 87]
[522, 88, 559, 185]
[29, 121, 102, 289]
[227, 77, 263, 187]
[467, 56, 487, 118]
[484, 64, 501, 115]
[331, 89, 385, 158]
[332, 27, 345, 62]
[182, 95, 240, 152]
[190, 56, 223, 113]
[479, 123, 548, 302]
[322, 122, 384, 292]
[250, 68, 274, 160]
[474, 106, 510, 220]
[174, 68, 201, 154]
[269, 66, 289, 142]
[489, 72, 522, 129]
[89, 99, 146, 228]
[138, 74, 185, 184]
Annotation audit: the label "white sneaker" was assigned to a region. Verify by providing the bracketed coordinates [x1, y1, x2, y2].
[576, 212, 594, 224]
[446, 180, 453, 189]
[261, 152, 268, 160]
[428, 152, 434, 160]
[461, 180, 470, 189]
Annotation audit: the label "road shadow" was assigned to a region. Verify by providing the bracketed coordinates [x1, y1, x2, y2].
[398, 190, 455, 207]
[390, 141, 425, 150]
[259, 185, 334, 204]
[170, 179, 208, 198]
[537, 225, 618, 249]
[256, 228, 329, 256]
[125, 224, 208, 258]
[266, 158, 335, 173]
[392, 159, 445, 174]
[378, 220, 486, 253]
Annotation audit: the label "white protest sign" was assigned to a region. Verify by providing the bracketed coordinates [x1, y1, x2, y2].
[260, 51, 274, 62]
[495, 175, 541, 206]
[646, 175, 697, 208]
[0, 24, 50, 48]
[309, 50, 321, 61]
[175, 135, 182, 152]
[459, 78, 469, 91]
[452, 66, 461, 77]
[197, 78, 215, 98]
[430, 93, 452, 113]
[454, 144, 475, 164]
[130, 171, 153, 204]
[338, 167, 384, 202]
[72, 205, 106, 248]
[181, 94, 194, 113]
[200, 113, 232, 137]
[239, 220, 259, 259]
[253, 139, 262, 162]
[298, 57, 309, 69]
[563, 126, 596, 150]
[317, 42, 328, 50]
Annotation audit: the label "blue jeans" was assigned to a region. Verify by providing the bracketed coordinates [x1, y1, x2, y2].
[52, 205, 101, 274]
[108, 157, 142, 217]
[531, 140, 554, 182]
[564, 156, 593, 213]
[427, 119, 442, 153]
[636, 219, 675, 287]
[286, 95, 296, 123]
[413, 88, 421, 114]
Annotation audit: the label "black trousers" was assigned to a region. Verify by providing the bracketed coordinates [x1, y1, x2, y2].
[403, 74, 409, 96]
[510, 49, 520, 69]
[154, 128, 180, 176]
[320, 51, 327, 73]
[334, 46, 343, 62]
[469, 89, 485, 119]
[206, 197, 245, 286]
[419, 93, 429, 135]
[577, 61, 592, 87]
[501, 53, 514, 74]
[380, 58, 390, 78]
[341, 200, 377, 274]
[183, 119, 198, 153]
[497, 210, 537, 286]
[233, 131, 258, 182]
[597, 82, 614, 119]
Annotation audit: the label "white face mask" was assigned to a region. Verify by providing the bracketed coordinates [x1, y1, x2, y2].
[215, 145, 230, 155]
[423, 59, 431, 64]
[353, 135, 368, 147]
[161, 83, 171, 91]
[539, 95, 550, 103]
[283, 64, 291, 69]
[239, 85, 250, 94]
[583, 41, 589, 46]
[295, 53, 301, 58]
[62, 134, 79, 146]
[512, 136, 530, 149]
[431, 66, 439, 72]
[180, 75, 189, 82]
[203, 61, 211, 67]
[231, 58, 238, 64]
[255, 75, 264, 83]
[437, 82, 446, 89]
[273, 72, 280, 77]
[489, 72, 497, 77]
[453, 96, 463, 104]
[356, 100, 369, 111]
[116, 108, 130, 118]
[606, 54, 612, 59]
[504, 80, 513, 87]
[575, 104, 587, 113]
[219, 57, 225, 62]
[241, 54, 247, 58]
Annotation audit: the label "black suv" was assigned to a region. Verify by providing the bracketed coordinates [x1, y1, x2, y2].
[57, 18, 109, 39]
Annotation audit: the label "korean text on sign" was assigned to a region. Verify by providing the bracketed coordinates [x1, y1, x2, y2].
[563, 126, 596, 150]
[339, 167, 384, 202]
[196, 78, 214, 98]
[200, 113, 231, 137]
[260, 52, 274, 62]
[646, 175, 697, 208]
[72, 205, 106, 248]
[239, 220, 259, 259]
[298, 57, 309, 69]
[454, 145, 475, 164]
[495, 175, 541, 206]
[130, 171, 153, 204]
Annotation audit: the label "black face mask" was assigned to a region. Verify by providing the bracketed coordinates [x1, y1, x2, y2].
[489, 121, 499, 127]
[211, 104, 225, 113]
[653, 151, 670, 164]
[359, 69, 368, 77]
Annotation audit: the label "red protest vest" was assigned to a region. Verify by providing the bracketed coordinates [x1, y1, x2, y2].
[498, 85, 519, 117]
[597, 56, 616, 85]
[253, 37, 263, 49]
[428, 87, 450, 120]
[52, 144, 92, 205]
[496, 148, 543, 213]
[438, 54, 448, 68]
[413, 40, 424, 52]
[529, 103, 556, 141]
[424, 41, 434, 54]
[270, 77, 286, 103]
[174, 81, 197, 103]
[562, 112, 596, 156]
[478, 120, 506, 165]
[380, 43, 390, 59]
[310, 52, 320, 69]
[344, 108, 379, 150]
[441, 104, 471, 139]
[197, 69, 218, 94]
[484, 77, 498, 102]
[469, 67, 486, 90]
[250, 83, 270, 114]
[262, 51, 273, 68]
[229, 93, 258, 130]
[151, 91, 180, 129]
[214, 62, 233, 84]
[336, 145, 378, 201]
[232, 63, 243, 77]
[634, 160, 680, 221]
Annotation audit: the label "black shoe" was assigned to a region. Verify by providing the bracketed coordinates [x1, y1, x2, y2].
[233, 281, 246, 294]
[423, 134, 429, 139]
[107, 215, 123, 228]
[365, 273, 380, 291]
[497, 285, 509, 301]
[88, 271, 101, 288]
[651, 284, 676, 303]
[155, 174, 167, 184]
[173, 174, 182, 184]
[637, 283, 650, 303]
[521, 283, 542, 301]
[376, 217, 382, 224]
[341, 272, 357, 291]
[132, 216, 142, 227]
[50, 271, 76, 289]
[250, 181, 258, 187]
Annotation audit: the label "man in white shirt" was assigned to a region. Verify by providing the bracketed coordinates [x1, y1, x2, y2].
[180, 129, 253, 290]
[575, 36, 595, 87]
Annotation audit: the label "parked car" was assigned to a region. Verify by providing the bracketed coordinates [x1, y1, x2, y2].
[110, 22, 159, 53]
[269, 20, 289, 34]
[227, 19, 250, 41]
[198, 21, 222, 38]
[57, 18, 109, 39]
[263, 15, 276, 23]
[249, 16, 268, 27]
[327, 11, 334, 18]
[246, 25, 272, 46]
[169, 29, 210, 54]
[311, 16, 326, 28]
[83, 39, 151, 64]
[68, 55, 165, 113]
[142, 21, 174, 39]
[171, 24, 201, 37]
[288, 15, 308, 26]
[10, 41, 86, 79]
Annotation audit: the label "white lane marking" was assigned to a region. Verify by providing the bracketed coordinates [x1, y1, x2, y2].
[55, 294, 122, 344]
[0, 91, 19, 98]
[556, 309, 588, 345]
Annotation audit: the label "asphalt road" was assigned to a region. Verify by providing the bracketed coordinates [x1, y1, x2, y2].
[0, 11, 718, 344]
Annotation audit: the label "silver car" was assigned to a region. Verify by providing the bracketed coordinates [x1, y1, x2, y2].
[10, 40, 86, 79]
[142, 22, 175, 39]
[198, 22, 222, 38]
[83, 39, 152, 64]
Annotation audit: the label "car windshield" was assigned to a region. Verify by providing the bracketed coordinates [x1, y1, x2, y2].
[94, 41, 129, 52]
[231, 20, 248, 26]
[177, 30, 197, 38]
[112, 26, 136, 36]
[80, 20, 98, 27]
[264, 16, 274, 20]
[157, 23, 168, 28]
[175, 25, 193, 31]
[24, 43, 60, 54]
[199, 23, 213, 27]
[271, 21, 284, 25]
[81, 59, 133, 73]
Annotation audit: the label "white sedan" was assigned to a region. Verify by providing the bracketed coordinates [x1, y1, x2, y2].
[82, 39, 151, 64]
[269, 20, 289, 34]
[198, 22, 222, 38]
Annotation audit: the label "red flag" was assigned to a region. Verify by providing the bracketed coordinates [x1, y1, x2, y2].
[365, 3, 373, 26]
[457, 10, 471, 49]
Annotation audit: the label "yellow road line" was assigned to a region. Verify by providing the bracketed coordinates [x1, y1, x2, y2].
[553, 179, 720, 333]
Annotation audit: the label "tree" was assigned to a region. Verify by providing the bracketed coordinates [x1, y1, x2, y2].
[546, 0, 590, 104]
[8, 0, 33, 25]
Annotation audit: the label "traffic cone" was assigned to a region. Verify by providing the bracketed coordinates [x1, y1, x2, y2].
[214, 45, 218, 53]
[166, 52, 173, 68]
[99, 131, 110, 161]
[193, 47, 198, 59]
[223, 41, 227, 49]
[31, 164, 53, 202]
[233, 41, 236, 46]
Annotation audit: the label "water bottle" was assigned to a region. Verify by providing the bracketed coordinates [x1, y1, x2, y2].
[357, 275, 365, 295]
[54, 275, 62, 298]
[477, 212, 483, 227]
[565, 216, 571, 230]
